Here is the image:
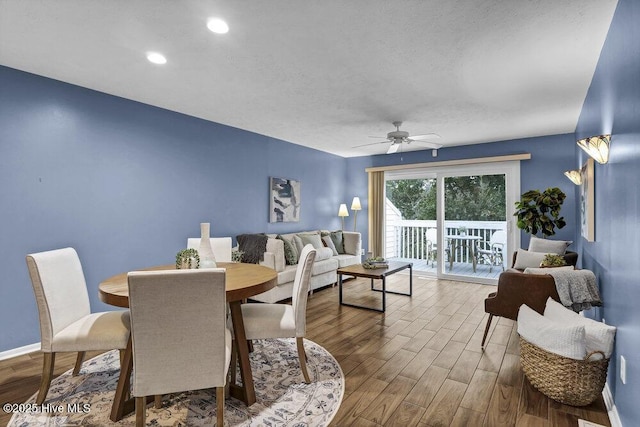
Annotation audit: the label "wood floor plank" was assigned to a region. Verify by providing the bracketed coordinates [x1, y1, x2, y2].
[448, 349, 482, 384]
[459, 369, 498, 413]
[399, 347, 440, 381]
[374, 349, 417, 383]
[484, 384, 519, 426]
[450, 407, 486, 427]
[384, 402, 426, 427]
[361, 375, 417, 425]
[477, 342, 506, 373]
[333, 377, 389, 426]
[431, 340, 466, 370]
[404, 365, 449, 408]
[421, 379, 468, 427]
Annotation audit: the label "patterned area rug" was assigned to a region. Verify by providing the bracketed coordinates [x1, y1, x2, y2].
[9, 338, 343, 426]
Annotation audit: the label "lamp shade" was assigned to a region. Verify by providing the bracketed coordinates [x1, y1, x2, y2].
[351, 197, 362, 211]
[564, 170, 582, 185]
[338, 204, 349, 217]
[577, 134, 610, 164]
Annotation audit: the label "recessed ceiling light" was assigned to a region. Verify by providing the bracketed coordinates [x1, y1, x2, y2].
[146, 52, 167, 65]
[207, 17, 229, 34]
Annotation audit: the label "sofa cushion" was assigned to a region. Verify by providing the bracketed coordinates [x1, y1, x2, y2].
[277, 235, 298, 265]
[315, 247, 334, 262]
[321, 235, 338, 256]
[313, 258, 338, 276]
[335, 253, 360, 268]
[528, 235, 572, 255]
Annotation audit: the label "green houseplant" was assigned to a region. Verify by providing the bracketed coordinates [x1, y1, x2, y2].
[514, 187, 567, 237]
[540, 253, 568, 267]
[176, 248, 200, 269]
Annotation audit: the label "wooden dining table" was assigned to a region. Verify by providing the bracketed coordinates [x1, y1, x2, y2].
[99, 262, 277, 422]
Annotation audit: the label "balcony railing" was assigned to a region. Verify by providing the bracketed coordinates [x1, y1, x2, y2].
[386, 219, 507, 266]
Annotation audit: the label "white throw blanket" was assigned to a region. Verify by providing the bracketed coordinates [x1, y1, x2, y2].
[525, 268, 602, 312]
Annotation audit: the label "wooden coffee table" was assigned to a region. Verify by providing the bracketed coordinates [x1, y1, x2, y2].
[337, 261, 413, 312]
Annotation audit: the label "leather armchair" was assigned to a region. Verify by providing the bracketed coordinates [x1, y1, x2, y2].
[481, 250, 578, 348]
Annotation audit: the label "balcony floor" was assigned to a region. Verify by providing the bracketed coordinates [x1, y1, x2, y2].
[393, 257, 504, 280]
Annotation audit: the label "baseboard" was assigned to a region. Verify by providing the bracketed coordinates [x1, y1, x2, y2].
[0, 343, 40, 361]
[603, 382, 623, 427]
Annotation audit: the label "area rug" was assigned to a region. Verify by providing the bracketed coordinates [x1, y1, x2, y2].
[9, 338, 344, 426]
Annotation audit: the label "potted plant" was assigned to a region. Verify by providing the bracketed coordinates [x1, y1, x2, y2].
[540, 253, 568, 268]
[514, 187, 567, 237]
[176, 248, 200, 269]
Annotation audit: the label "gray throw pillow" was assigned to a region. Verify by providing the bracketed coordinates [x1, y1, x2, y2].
[330, 231, 345, 254]
[277, 234, 298, 265]
[513, 249, 548, 270]
[528, 235, 572, 255]
[297, 232, 324, 250]
[322, 235, 339, 256]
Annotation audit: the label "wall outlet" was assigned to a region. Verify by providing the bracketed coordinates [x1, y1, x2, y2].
[620, 355, 626, 384]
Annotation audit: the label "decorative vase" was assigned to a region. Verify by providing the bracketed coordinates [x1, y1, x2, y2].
[198, 223, 217, 268]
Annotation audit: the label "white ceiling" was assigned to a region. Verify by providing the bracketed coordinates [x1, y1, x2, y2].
[0, 0, 618, 157]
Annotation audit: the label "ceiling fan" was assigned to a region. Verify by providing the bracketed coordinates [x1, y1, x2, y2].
[356, 121, 442, 154]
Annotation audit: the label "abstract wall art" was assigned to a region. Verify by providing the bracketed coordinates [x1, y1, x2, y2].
[270, 177, 300, 222]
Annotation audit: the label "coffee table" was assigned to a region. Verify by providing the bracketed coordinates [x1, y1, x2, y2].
[337, 261, 412, 312]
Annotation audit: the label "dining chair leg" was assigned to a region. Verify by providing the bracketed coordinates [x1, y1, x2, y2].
[135, 396, 146, 427]
[154, 395, 162, 409]
[216, 386, 225, 426]
[481, 314, 494, 349]
[73, 351, 86, 376]
[36, 352, 55, 405]
[296, 337, 311, 383]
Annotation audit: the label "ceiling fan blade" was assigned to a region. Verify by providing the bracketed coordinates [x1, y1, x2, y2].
[387, 143, 400, 154]
[368, 135, 388, 139]
[409, 139, 444, 149]
[352, 140, 388, 148]
[410, 133, 441, 141]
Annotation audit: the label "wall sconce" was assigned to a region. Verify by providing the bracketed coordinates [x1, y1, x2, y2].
[338, 204, 349, 230]
[351, 197, 362, 231]
[564, 170, 582, 185]
[577, 134, 610, 164]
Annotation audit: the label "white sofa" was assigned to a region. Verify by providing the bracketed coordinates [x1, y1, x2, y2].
[251, 230, 361, 303]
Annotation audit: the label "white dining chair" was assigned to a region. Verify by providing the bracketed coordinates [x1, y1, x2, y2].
[127, 268, 231, 427]
[187, 237, 233, 262]
[26, 247, 130, 404]
[240, 244, 316, 382]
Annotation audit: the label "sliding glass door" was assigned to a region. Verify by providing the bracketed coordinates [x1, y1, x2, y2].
[385, 161, 520, 284]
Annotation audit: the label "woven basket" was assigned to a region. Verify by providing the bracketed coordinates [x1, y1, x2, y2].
[519, 337, 609, 406]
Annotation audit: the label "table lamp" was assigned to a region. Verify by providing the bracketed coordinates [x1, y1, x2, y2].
[338, 204, 349, 230]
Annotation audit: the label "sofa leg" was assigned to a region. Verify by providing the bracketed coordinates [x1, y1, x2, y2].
[481, 314, 494, 349]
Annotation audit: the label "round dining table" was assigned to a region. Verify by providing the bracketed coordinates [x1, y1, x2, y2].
[99, 262, 277, 422]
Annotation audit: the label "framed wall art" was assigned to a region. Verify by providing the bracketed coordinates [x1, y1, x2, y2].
[269, 177, 300, 222]
[580, 158, 595, 241]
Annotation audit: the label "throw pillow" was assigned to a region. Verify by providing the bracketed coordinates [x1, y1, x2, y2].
[315, 247, 334, 261]
[517, 304, 586, 360]
[513, 249, 548, 270]
[322, 235, 339, 256]
[277, 234, 298, 265]
[330, 230, 345, 254]
[528, 235, 572, 255]
[236, 233, 268, 264]
[523, 266, 575, 275]
[297, 232, 324, 250]
[292, 235, 305, 255]
[544, 298, 616, 358]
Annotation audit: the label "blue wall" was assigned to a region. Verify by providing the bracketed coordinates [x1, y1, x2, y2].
[575, 0, 640, 424]
[347, 134, 578, 254]
[0, 66, 347, 351]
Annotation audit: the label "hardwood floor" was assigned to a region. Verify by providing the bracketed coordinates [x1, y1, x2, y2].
[0, 274, 611, 426]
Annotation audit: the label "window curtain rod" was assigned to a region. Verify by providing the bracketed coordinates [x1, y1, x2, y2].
[364, 153, 531, 173]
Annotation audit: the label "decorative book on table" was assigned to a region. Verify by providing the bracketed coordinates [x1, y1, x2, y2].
[363, 258, 389, 269]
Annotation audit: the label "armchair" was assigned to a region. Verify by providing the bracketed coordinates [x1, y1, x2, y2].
[481, 250, 579, 348]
